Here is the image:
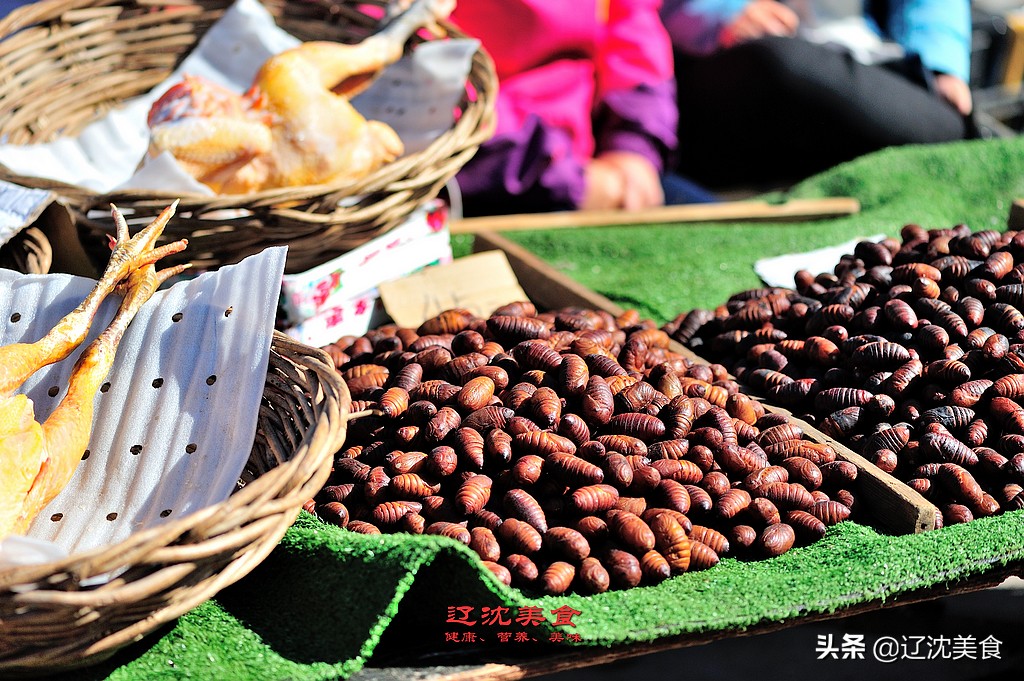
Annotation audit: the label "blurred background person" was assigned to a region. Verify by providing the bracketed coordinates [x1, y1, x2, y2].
[661, 0, 974, 189]
[451, 0, 717, 217]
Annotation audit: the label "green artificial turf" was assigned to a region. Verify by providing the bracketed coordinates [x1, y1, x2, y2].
[72, 136, 1024, 680]
[74, 511, 1024, 681]
[453, 136, 1024, 322]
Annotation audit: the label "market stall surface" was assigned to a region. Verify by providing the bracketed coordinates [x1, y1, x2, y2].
[528, 580, 1024, 681]
[63, 136, 1024, 681]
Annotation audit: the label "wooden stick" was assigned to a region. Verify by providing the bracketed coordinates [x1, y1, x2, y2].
[451, 197, 860, 234]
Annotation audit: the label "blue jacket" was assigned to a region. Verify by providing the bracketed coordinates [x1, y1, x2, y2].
[661, 0, 971, 82]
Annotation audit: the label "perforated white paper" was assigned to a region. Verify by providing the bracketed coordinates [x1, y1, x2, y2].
[0, 246, 286, 561]
[0, 0, 477, 196]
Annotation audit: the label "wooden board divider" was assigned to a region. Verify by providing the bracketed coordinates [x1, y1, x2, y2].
[472, 230, 939, 535]
[451, 197, 860, 234]
[1008, 199, 1024, 232]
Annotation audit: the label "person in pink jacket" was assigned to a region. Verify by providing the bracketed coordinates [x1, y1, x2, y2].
[451, 0, 716, 217]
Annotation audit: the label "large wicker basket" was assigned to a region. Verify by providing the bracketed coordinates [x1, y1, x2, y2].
[0, 331, 351, 673]
[0, 0, 497, 274]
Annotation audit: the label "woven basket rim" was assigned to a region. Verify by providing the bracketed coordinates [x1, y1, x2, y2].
[0, 0, 497, 205]
[0, 329, 351, 672]
[0, 0, 498, 273]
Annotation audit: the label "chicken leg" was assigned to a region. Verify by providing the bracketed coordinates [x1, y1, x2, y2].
[0, 204, 188, 539]
[0, 202, 183, 396]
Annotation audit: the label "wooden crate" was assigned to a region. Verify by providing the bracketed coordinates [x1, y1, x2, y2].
[471, 231, 938, 535]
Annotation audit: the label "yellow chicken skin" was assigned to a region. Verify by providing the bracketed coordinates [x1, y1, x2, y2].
[0, 204, 188, 539]
[145, 0, 454, 194]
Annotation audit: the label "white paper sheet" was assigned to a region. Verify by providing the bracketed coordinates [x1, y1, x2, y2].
[754, 234, 887, 288]
[0, 246, 286, 563]
[0, 180, 54, 247]
[0, 0, 478, 196]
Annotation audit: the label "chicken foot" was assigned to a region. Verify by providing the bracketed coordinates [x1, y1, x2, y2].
[0, 204, 188, 539]
[0, 201, 183, 397]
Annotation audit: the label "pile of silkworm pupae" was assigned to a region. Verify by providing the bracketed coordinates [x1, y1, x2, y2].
[668, 223, 1024, 529]
[312, 303, 859, 595]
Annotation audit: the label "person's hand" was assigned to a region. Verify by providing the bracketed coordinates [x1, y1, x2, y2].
[582, 152, 665, 211]
[934, 73, 973, 116]
[582, 157, 626, 211]
[719, 0, 799, 49]
[596, 151, 664, 211]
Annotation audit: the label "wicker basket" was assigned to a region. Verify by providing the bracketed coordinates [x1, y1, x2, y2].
[0, 331, 351, 673]
[0, 228, 52, 275]
[0, 0, 497, 274]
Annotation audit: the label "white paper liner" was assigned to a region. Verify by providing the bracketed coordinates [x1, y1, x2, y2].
[0, 246, 286, 564]
[0, 0, 478, 196]
[0, 181, 53, 248]
[754, 234, 887, 288]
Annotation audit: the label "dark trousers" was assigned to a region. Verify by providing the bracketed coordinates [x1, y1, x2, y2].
[673, 36, 970, 188]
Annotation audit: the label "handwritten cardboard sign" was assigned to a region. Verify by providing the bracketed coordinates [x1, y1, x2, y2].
[378, 250, 529, 327]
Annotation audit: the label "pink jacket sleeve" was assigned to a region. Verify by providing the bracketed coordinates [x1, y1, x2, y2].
[594, 0, 678, 173]
[599, 0, 675, 94]
[453, 0, 678, 214]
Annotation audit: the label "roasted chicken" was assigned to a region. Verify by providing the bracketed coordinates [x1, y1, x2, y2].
[0, 204, 188, 539]
[145, 0, 455, 194]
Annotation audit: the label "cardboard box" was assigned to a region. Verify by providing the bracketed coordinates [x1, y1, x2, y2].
[280, 200, 452, 346]
[454, 231, 938, 535]
[280, 200, 451, 326]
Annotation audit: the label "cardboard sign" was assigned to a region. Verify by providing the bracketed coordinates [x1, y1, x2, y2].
[378, 250, 529, 327]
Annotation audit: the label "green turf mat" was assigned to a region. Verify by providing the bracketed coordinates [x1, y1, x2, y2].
[453, 137, 1024, 322]
[74, 136, 1024, 680]
[74, 510, 1024, 681]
